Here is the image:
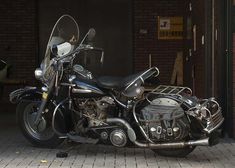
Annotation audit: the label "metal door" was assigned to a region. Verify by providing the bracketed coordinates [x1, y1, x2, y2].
[183, 0, 194, 91]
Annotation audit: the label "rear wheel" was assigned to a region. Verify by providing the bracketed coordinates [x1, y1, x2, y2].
[17, 100, 64, 148]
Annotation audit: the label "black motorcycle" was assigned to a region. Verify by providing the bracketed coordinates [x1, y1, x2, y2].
[10, 15, 224, 157]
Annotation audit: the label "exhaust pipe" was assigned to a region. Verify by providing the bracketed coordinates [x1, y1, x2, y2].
[106, 118, 210, 149]
[134, 138, 209, 149]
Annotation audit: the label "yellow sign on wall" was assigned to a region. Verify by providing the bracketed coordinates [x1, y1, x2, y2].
[158, 16, 183, 40]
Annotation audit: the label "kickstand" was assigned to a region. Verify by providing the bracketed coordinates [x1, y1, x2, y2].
[56, 140, 80, 158]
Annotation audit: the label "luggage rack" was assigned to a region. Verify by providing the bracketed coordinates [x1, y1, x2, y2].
[150, 85, 192, 96]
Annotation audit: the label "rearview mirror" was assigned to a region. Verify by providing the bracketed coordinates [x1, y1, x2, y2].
[87, 28, 96, 41]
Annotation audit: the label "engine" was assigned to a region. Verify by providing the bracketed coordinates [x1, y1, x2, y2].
[75, 97, 115, 127]
[137, 97, 190, 142]
[74, 97, 129, 147]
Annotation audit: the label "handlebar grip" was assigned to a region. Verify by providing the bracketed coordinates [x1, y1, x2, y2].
[100, 51, 104, 64]
[92, 47, 103, 51]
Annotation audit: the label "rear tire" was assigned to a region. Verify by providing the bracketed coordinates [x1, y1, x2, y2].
[17, 100, 64, 148]
[152, 146, 196, 157]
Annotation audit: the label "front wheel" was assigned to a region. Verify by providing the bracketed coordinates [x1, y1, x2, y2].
[17, 100, 64, 148]
[152, 146, 196, 157]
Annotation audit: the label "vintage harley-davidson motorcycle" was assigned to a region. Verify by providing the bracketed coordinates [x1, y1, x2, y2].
[10, 15, 224, 157]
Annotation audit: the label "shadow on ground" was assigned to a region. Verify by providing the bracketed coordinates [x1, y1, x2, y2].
[0, 110, 234, 168]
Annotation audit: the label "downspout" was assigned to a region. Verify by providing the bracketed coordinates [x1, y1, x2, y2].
[226, 0, 233, 137]
[212, 0, 215, 96]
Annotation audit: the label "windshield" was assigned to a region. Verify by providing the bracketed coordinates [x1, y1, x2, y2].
[41, 15, 79, 82]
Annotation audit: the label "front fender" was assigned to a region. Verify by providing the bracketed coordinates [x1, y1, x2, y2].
[9, 87, 42, 104]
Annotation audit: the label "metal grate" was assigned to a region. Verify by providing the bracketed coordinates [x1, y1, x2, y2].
[151, 85, 192, 96]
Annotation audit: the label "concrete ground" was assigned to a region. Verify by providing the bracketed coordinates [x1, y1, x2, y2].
[0, 112, 235, 168]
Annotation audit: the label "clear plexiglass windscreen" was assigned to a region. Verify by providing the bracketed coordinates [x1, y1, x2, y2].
[41, 15, 79, 81]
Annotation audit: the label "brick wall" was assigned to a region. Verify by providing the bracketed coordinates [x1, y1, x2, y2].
[133, 0, 185, 84]
[0, 0, 37, 104]
[133, 0, 208, 98]
[0, 0, 207, 99]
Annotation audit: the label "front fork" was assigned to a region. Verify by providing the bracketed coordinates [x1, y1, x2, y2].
[34, 75, 56, 125]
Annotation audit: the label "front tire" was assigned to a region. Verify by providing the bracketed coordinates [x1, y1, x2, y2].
[17, 100, 64, 148]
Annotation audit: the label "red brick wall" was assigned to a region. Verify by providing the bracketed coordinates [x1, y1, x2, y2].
[133, 0, 185, 84]
[0, 0, 206, 99]
[133, 0, 207, 98]
[0, 0, 37, 104]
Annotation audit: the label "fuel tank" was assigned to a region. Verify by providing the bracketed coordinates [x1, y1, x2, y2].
[71, 77, 105, 98]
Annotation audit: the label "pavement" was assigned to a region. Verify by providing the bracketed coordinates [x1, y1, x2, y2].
[0, 112, 235, 168]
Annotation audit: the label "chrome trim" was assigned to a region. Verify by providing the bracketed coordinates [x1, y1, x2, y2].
[124, 67, 160, 92]
[75, 81, 104, 95]
[151, 85, 192, 96]
[133, 138, 209, 149]
[140, 76, 144, 83]
[106, 118, 211, 149]
[186, 97, 224, 134]
[69, 75, 76, 83]
[72, 88, 92, 94]
[41, 86, 48, 92]
[34, 68, 43, 80]
[204, 107, 224, 134]
[106, 118, 136, 142]
[60, 83, 76, 87]
[52, 99, 68, 137]
[110, 93, 128, 109]
[133, 100, 155, 143]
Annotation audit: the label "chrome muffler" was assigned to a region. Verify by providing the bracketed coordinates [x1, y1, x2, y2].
[106, 118, 210, 149]
[133, 138, 209, 149]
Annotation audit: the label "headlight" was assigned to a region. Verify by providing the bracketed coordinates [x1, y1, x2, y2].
[34, 68, 43, 80]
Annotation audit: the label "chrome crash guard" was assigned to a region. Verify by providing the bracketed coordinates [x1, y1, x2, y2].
[150, 85, 224, 135]
[186, 97, 224, 134]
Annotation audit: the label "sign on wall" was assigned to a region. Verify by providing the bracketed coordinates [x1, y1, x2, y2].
[158, 16, 183, 40]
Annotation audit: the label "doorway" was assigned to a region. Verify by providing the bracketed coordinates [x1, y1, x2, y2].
[183, 0, 207, 98]
[183, 0, 227, 135]
[38, 0, 133, 76]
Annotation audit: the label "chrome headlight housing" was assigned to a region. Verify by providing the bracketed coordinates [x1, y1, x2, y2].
[34, 68, 43, 80]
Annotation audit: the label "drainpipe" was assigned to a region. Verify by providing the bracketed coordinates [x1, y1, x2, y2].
[212, 0, 215, 97]
[226, 0, 233, 137]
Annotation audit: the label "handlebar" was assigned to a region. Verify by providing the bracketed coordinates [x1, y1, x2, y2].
[80, 45, 104, 63]
[79, 44, 103, 52]
[54, 44, 104, 63]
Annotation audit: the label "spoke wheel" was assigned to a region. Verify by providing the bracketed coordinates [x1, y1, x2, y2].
[17, 100, 64, 148]
[23, 101, 54, 141]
